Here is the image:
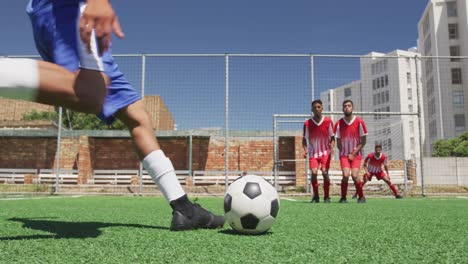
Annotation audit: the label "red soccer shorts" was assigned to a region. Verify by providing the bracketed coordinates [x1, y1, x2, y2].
[309, 154, 331, 170]
[364, 171, 387, 181]
[339, 156, 362, 169]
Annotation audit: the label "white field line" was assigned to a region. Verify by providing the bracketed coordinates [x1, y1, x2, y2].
[0, 195, 82, 201]
[281, 198, 298, 201]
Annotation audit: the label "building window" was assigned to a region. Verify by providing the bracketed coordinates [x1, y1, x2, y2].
[385, 90, 389, 102]
[373, 94, 377, 106]
[429, 98, 436, 116]
[427, 77, 434, 97]
[448, 23, 459, 39]
[410, 137, 415, 150]
[453, 91, 464, 107]
[424, 36, 432, 55]
[422, 15, 430, 36]
[385, 75, 388, 86]
[408, 104, 413, 112]
[429, 120, 437, 139]
[344, 87, 351, 97]
[406, 58, 411, 69]
[452, 68, 462, 84]
[447, 1, 458, 17]
[408, 88, 412, 100]
[381, 76, 385, 87]
[409, 121, 415, 133]
[388, 138, 392, 150]
[455, 114, 465, 132]
[407, 72, 411, 85]
[425, 58, 433, 74]
[450, 46, 460, 62]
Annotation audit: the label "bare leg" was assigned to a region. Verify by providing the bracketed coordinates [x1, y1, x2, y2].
[37, 61, 108, 114]
[114, 99, 160, 158]
[310, 168, 319, 202]
[340, 168, 350, 201]
[115, 100, 224, 230]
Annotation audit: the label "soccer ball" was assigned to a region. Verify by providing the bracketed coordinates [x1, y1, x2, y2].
[224, 175, 280, 234]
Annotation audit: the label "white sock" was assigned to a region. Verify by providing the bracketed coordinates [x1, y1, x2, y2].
[142, 149, 186, 202]
[0, 58, 39, 101]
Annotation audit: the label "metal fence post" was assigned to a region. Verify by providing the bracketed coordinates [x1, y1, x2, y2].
[138, 54, 146, 195]
[54, 107, 63, 194]
[273, 115, 279, 191]
[225, 53, 230, 192]
[414, 55, 426, 196]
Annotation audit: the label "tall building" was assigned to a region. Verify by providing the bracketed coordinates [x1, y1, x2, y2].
[321, 49, 422, 160]
[417, 0, 468, 154]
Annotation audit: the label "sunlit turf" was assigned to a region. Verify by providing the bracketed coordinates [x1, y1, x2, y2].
[0, 196, 467, 263]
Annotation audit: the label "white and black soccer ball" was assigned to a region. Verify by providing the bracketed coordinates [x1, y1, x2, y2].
[224, 175, 280, 234]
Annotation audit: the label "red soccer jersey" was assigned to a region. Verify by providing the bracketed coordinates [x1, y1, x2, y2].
[334, 116, 368, 157]
[365, 152, 387, 173]
[303, 116, 335, 158]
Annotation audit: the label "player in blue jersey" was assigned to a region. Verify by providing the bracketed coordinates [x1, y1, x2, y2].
[0, 0, 224, 231]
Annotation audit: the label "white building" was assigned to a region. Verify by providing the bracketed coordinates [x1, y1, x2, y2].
[417, 0, 468, 154]
[321, 49, 422, 160]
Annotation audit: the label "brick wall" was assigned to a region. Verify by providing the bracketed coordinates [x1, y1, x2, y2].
[0, 135, 296, 171]
[0, 135, 408, 187]
[0, 96, 174, 131]
[0, 98, 54, 121]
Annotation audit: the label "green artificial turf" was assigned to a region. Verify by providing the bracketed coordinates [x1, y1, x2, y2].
[0, 196, 467, 263]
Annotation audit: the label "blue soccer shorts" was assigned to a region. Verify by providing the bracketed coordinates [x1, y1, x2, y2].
[27, 0, 141, 124]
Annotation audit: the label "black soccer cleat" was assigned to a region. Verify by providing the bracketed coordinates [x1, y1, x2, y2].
[311, 196, 320, 203]
[357, 197, 366, 203]
[351, 193, 358, 199]
[338, 197, 347, 203]
[170, 203, 225, 231]
[395, 194, 403, 199]
[323, 197, 331, 203]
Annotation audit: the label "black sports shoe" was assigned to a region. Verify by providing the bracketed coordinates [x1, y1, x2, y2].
[357, 197, 366, 203]
[395, 194, 403, 199]
[339, 197, 347, 203]
[170, 203, 225, 231]
[323, 197, 331, 203]
[311, 196, 320, 203]
[351, 193, 358, 199]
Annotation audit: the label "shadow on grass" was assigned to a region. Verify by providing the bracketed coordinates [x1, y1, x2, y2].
[0, 217, 169, 241]
[218, 229, 272, 236]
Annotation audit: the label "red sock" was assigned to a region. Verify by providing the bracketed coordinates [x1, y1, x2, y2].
[341, 180, 348, 198]
[324, 180, 330, 198]
[356, 180, 364, 198]
[312, 179, 319, 197]
[390, 184, 399, 197]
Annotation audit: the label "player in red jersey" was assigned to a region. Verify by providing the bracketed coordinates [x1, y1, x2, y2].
[303, 100, 335, 203]
[335, 100, 367, 203]
[352, 144, 403, 199]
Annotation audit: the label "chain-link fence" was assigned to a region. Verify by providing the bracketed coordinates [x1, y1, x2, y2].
[1, 54, 467, 196]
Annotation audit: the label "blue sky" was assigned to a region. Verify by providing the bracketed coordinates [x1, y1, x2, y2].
[0, 1, 429, 131]
[1, 1, 427, 55]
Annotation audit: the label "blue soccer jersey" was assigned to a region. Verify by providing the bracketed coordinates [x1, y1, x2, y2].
[26, 0, 141, 124]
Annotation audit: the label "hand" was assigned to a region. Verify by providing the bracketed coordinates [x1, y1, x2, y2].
[303, 151, 308, 159]
[80, 0, 125, 56]
[348, 152, 355, 161]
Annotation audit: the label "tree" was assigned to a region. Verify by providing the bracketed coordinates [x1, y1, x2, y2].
[22, 110, 127, 130]
[432, 132, 468, 157]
